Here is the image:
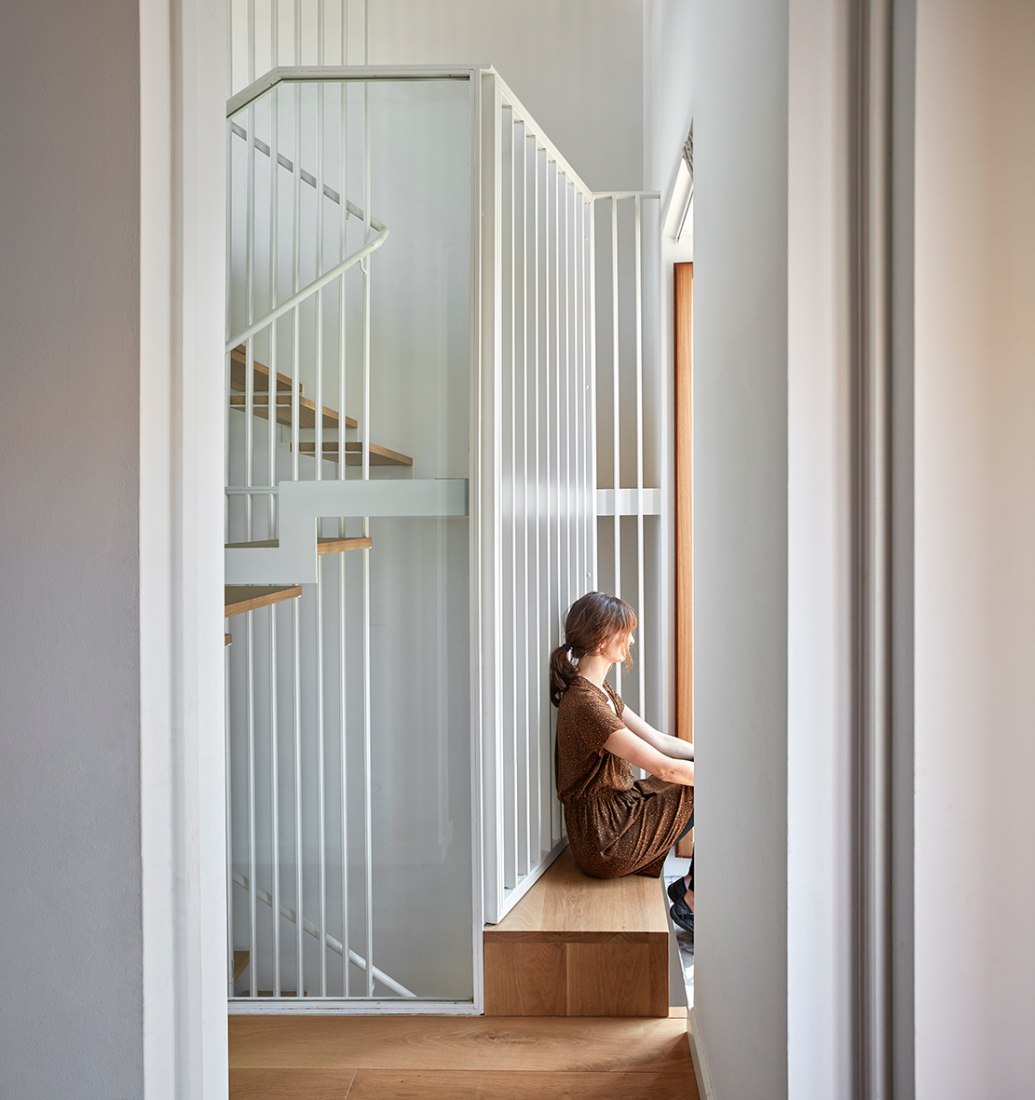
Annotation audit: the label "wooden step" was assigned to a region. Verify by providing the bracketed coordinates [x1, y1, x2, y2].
[233, 950, 250, 980]
[224, 585, 303, 618]
[225, 632, 233, 646]
[230, 345, 300, 394]
[483, 846, 669, 1018]
[226, 536, 373, 556]
[229, 392, 358, 431]
[298, 441, 413, 467]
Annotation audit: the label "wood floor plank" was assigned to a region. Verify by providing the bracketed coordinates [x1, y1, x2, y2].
[229, 1067, 356, 1099]
[228, 1015, 692, 1075]
[345, 1068, 698, 1099]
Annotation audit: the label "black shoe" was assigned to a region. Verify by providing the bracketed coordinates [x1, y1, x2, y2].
[670, 896, 695, 937]
[667, 874, 689, 907]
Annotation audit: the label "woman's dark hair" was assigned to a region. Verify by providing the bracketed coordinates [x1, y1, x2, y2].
[549, 591, 638, 707]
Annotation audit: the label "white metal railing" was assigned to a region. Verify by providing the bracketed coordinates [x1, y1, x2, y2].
[592, 192, 663, 724]
[224, 61, 665, 1005]
[478, 73, 597, 925]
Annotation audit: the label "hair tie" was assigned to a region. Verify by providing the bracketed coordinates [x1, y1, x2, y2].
[563, 642, 573, 654]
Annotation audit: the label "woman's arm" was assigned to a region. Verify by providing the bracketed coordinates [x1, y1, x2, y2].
[621, 705, 694, 761]
[602, 726, 694, 785]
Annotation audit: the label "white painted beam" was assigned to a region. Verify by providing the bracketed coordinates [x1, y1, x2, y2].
[225, 478, 469, 583]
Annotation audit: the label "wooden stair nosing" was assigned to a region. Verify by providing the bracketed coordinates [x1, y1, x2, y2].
[229, 392, 359, 431]
[224, 584, 303, 618]
[298, 440, 413, 467]
[225, 536, 373, 556]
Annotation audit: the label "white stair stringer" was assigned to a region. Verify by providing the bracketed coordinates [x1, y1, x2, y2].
[225, 478, 469, 585]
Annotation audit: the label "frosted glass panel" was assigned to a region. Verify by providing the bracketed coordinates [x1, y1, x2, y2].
[226, 76, 473, 1003]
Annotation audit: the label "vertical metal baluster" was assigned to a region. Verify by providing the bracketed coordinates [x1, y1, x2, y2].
[291, 73, 304, 998]
[521, 124, 532, 871]
[315, 77, 328, 1000]
[553, 167, 563, 844]
[564, 178, 572, 619]
[292, 82, 301, 484]
[507, 107, 518, 890]
[362, 80, 374, 997]
[530, 138, 542, 864]
[268, 80, 281, 997]
[338, 63, 350, 1000]
[634, 196, 646, 717]
[247, 0, 255, 84]
[294, 0, 301, 66]
[225, 637, 234, 997]
[244, 78, 257, 1000]
[246, 607, 257, 998]
[542, 150, 552, 856]
[589, 198, 598, 591]
[567, 184, 576, 611]
[611, 199, 621, 696]
[224, 103, 233, 992]
[292, 597, 303, 996]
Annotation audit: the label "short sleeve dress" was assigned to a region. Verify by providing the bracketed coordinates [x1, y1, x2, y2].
[555, 675, 694, 878]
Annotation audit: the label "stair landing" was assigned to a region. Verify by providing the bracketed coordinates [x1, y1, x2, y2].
[483, 846, 670, 1018]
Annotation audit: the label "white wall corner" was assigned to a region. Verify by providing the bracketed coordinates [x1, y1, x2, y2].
[140, 0, 228, 1095]
[688, 1007, 718, 1100]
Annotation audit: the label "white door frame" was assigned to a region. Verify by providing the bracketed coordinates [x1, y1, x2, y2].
[139, 0, 229, 1095]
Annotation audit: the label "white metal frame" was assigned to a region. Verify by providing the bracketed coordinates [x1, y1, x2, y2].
[226, 66, 488, 1015]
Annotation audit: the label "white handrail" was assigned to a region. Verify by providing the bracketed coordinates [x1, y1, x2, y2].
[225, 224, 388, 352]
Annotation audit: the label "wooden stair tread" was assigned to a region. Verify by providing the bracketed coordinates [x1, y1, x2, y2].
[230, 345, 300, 394]
[225, 633, 233, 646]
[298, 441, 413, 467]
[485, 847, 669, 940]
[226, 536, 373, 556]
[229, 393, 358, 431]
[225, 585, 303, 618]
[230, 346, 359, 428]
[233, 950, 250, 980]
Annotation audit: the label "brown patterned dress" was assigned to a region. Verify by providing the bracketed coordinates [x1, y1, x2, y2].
[555, 675, 694, 878]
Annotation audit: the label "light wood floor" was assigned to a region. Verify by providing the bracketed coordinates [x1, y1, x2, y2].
[229, 1011, 700, 1099]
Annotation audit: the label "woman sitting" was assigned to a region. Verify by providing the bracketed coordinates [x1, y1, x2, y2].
[550, 591, 695, 934]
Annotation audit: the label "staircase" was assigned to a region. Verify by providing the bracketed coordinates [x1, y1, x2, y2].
[483, 847, 671, 1018]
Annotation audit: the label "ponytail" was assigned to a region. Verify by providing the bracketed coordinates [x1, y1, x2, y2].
[549, 643, 578, 708]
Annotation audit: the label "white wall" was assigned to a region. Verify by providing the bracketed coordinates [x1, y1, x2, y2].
[0, 4, 144, 1096]
[786, 0, 854, 1095]
[913, 1, 1035, 1095]
[690, 4, 790, 1097]
[643, 0, 694, 734]
[369, 0, 644, 192]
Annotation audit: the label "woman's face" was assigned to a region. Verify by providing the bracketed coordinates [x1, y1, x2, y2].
[600, 628, 635, 665]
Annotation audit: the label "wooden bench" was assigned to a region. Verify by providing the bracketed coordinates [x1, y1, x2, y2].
[483, 846, 670, 1018]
